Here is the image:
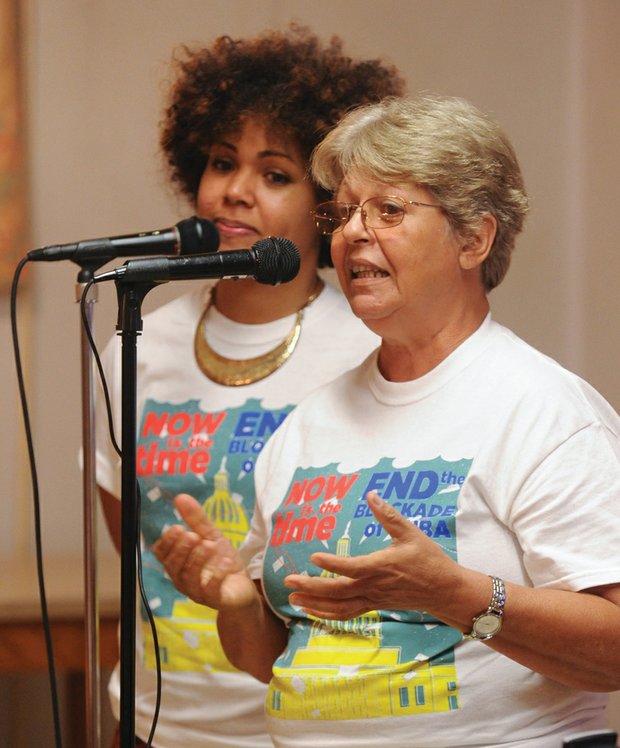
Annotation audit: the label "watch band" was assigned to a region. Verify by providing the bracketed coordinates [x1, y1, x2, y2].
[466, 575, 506, 641]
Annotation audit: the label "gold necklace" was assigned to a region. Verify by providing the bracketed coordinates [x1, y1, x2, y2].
[194, 280, 324, 386]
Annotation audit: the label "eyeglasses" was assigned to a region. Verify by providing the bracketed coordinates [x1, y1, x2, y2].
[312, 195, 442, 235]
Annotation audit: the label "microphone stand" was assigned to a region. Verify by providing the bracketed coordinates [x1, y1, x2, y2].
[76, 258, 152, 748]
[113, 279, 157, 748]
[75, 261, 107, 748]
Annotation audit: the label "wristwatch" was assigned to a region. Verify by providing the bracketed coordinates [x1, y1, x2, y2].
[466, 575, 506, 641]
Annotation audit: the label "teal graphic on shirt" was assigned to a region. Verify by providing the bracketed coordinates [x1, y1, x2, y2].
[136, 397, 292, 672]
[262, 456, 472, 721]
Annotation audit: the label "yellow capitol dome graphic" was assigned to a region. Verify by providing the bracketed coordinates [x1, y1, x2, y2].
[202, 456, 248, 548]
[143, 456, 250, 674]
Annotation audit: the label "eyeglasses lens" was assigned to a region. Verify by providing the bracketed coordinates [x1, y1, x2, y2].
[314, 203, 349, 235]
[365, 197, 406, 228]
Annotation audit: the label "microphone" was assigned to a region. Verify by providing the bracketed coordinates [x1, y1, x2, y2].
[94, 237, 300, 286]
[26, 216, 220, 262]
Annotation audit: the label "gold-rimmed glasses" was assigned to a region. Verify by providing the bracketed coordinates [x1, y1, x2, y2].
[312, 195, 441, 235]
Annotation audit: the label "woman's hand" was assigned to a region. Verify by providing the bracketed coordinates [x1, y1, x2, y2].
[152, 493, 259, 612]
[284, 490, 467, 620]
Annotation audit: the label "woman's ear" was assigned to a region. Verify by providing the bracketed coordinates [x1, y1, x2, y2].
[459, 213, 497, 270]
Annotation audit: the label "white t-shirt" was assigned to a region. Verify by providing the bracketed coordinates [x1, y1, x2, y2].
[96, 281, 379, 748]
[244, 315, 620, 748]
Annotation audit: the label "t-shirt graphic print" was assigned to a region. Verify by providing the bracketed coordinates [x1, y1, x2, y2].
[262, 455, 472, 721]
[137, 396, 292, 673]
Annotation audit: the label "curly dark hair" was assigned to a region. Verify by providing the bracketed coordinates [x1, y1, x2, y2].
[160, 23, 405, 206]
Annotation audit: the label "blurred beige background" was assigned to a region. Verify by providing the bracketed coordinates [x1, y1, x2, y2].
[0, 0, 618, 744]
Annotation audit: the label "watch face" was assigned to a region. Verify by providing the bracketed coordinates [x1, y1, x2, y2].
[473, 613, 502, 637]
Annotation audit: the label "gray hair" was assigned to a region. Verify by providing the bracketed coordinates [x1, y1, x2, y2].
[311, 95, 529, 291]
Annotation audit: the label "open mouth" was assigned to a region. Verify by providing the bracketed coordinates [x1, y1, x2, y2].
[350, 264, 389, 280]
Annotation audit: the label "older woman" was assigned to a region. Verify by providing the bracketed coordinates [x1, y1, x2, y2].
[154, 95, 620, 748]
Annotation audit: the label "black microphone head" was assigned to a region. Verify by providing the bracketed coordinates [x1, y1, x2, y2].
[176, 216, 220, 255]
[252, 237, 300, 285]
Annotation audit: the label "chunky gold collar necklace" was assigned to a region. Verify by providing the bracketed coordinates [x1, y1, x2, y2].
[194, 280, 324, 386]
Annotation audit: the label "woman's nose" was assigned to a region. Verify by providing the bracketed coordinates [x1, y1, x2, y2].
[341, 206, 369, 241]
[224, 170, 255, 205]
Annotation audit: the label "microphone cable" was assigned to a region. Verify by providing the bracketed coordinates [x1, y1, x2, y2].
[9, 255, 162, 748]
[10, 256, 63, 748]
